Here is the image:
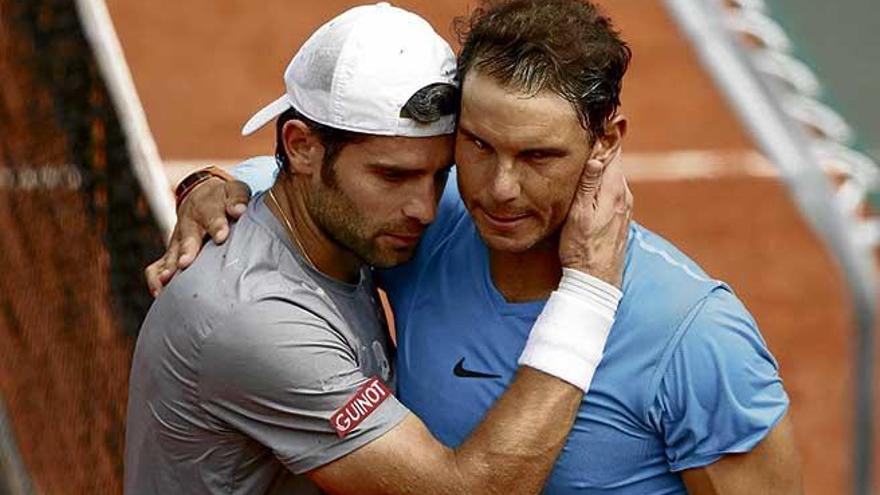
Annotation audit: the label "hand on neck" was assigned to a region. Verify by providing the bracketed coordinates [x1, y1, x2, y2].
[268, 182, 363, 284]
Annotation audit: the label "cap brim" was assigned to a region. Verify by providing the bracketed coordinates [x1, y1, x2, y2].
[241, 95, 291, 136]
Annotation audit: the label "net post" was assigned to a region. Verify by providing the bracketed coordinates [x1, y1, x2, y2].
[73, 0, 176, 239]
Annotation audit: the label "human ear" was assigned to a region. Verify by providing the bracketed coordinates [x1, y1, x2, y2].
[589, 115, 627, 171]
[282, 120, 325, 176]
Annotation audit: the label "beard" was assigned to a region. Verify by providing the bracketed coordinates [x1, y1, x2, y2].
[304, 180, 420, 268]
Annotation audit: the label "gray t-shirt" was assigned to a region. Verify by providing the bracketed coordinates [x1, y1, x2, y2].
[125, 194, 409, 494]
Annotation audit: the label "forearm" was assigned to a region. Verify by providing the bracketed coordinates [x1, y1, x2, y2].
[317, 372, 583, 495]
[449, 367, 583, 494]
[442, 272, 620, 493]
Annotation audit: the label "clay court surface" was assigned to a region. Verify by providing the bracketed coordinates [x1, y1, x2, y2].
[1, 0, 877, 493]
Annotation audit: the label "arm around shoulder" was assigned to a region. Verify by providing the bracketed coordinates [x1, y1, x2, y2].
[200, 301, 587, 495]
[310, 367, 585, 495]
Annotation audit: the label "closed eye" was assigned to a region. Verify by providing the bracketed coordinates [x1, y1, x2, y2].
[371, 165, 418, 183]
[524, 151, 550, 160]
[378, 169, 407, 182]
[520, 149, 567, 162]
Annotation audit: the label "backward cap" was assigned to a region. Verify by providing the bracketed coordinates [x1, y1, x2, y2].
[242, 2, 457, 137]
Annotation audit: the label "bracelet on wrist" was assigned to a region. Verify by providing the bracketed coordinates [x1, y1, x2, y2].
[174, 165, 235, 208]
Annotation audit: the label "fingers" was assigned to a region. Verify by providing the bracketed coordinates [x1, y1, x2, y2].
[573, 152, 623, 213]
[597, 160, 621, 216]
[611, 151, 631, 215]
[160, 236, 182, 280]
[609, 178, 633, 251]
[193, 193, 231, 245]
[557, 150, 633, 287]
[207, 217, 230, 244]
[200, 196, 230, 243]
[607, 175, 634, 271]
[147, 174, 245, 295]
[185, 177, 240, 245]
[225, 181, 251, 218]
[575, 158, 605, 199]
[175, 218, 205, 268]
[144, 258, 167, 298]
[602, 163, 631, 229]
[145, 236, 181, 297]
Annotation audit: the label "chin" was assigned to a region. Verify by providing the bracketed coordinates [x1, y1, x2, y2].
[474, 217, 561, 254]
[363, 246, 418, 268]
[469, 210, 551, 254]
[477, 228, 542, 253]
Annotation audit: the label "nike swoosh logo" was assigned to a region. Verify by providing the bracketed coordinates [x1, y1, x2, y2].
[453, 358, 501, 379]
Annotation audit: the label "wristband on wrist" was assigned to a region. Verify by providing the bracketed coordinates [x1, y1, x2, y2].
[174, 165, 235, 209]
[517, 269, 622, 392]
[558, 268, 622, 317]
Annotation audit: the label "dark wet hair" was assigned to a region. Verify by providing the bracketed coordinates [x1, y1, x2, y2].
[456, 0, 631, 139]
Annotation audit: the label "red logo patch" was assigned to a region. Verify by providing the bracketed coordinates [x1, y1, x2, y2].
[330, 377, 392, 438]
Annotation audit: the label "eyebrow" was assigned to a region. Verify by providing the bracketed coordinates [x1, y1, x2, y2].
[518, 146, 569, 158]
[457, 125, 483, 144]
[459, 124, 569, 157]
[366, 162, 435, 178]
[368, 162, 417, 171]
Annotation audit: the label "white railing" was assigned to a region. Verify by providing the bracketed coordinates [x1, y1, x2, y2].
[662, 0, 878, 493]
[74, 0, 176, 239]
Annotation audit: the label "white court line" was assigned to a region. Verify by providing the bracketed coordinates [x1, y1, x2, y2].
[162, 150, 779, 186]
[0, 165, 82, 191]
[621, 150, 777, 181]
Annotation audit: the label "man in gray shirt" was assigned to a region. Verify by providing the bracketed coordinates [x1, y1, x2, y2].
[127, 193, 405, 493]
[126, 3, 632, 494]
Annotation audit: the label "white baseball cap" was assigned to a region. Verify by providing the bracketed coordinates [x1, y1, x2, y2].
[242, 2, 457, 137]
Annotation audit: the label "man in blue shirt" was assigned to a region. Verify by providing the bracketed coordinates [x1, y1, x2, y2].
[149, 1, 801, 492]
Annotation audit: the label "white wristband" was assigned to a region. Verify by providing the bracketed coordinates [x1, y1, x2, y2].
[517, 269, 622, 392]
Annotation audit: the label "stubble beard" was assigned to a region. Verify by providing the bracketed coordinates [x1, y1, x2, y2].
[304, 181, 415, 269]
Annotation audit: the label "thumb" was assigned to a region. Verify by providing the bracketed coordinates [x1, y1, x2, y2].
[575, 158, 605, 199]
[225, 181, 252, 217]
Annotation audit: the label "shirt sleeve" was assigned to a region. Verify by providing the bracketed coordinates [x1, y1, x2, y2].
[198, 299, 409, 474]
[230, 155, 279, 195]
[650, 287, 789, 472]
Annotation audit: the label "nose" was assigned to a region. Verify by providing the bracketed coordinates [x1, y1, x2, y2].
[488, 158, 521, 204]
[401, 179, 438, 226]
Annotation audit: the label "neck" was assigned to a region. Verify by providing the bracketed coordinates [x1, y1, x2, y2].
[488, 235, 562, 303]
[268, 180, 362, 284]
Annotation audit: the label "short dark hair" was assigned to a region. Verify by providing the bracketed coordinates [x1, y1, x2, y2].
[455, 0, 631, 139]
[274, 83, 458, 183]
[274, 107, 363, 184]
